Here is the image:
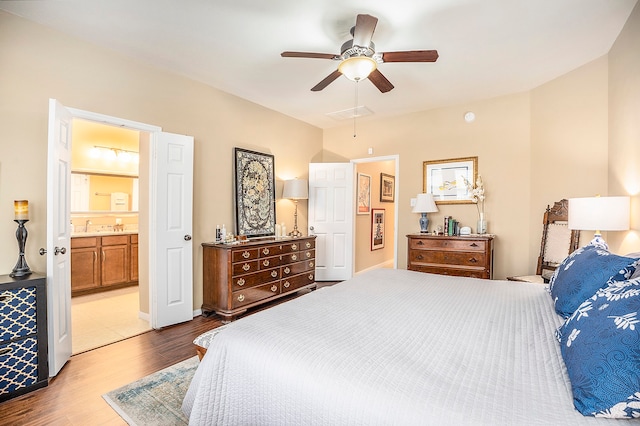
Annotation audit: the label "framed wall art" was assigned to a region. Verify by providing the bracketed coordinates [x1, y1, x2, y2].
[371, 208, 385, 250]
[357, 172, 371, 215]
[234, 147, 276, 237]
[423, 156, 478, 204]
[380, 173, 395, 202]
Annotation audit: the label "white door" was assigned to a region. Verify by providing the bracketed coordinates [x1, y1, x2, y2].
[46, 99, 73, 376]
[150, 132, 194, 328]
[308, 163, 354, 281]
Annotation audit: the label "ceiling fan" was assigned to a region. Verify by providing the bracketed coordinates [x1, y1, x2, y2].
[281, 14, 439, 93]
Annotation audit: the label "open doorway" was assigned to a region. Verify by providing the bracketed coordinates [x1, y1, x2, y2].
[69, 119, 150, 354]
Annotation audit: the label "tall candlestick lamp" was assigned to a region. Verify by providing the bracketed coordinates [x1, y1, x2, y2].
[282, 178, 308, 238]
[10, 200, 32, 278]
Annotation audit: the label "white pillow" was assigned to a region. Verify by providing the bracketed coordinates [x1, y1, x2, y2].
[627, 252, 640, 279]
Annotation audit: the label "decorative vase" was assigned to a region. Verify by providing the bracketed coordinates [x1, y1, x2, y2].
[477, 213, 487, 235]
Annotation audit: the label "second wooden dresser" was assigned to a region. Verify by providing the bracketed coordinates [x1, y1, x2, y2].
[202, 236, 316, 321]
[407, 234, 494, 279]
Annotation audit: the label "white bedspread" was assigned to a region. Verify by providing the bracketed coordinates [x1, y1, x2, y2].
[183, 269, 627, 425]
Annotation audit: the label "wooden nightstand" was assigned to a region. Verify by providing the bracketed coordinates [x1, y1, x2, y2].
[407, 234, 494, 279]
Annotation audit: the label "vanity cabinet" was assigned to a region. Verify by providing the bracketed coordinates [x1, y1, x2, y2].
[71, 234, 138, 296]
[202, 236, 317, 322]
[0, 274, 48, 401]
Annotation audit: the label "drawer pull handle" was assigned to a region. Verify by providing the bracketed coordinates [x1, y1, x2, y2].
[308, 274, 314, 280]
[291, 244, 298, 251]
[271, 271, 278, 278]
[271, 285, 278, 292]
[469, 258, 478, 263]
[470, 243, 479, 247]
[237, 294, 245, 302]
[309, 262, 314, 268]
[306, 242, 311, 248]
[242, 263, 250, 271]
[237, 278, 245, 286]
[284, 281, 290, 288]
[0, 293, 13, 304]
[0, 347, 12, 356]
[306, 252, 311, 258]
[284, 267, 290, 274]
[417, 240, 424, 245]
[291, 254, 297, 261]
[242, 251, 250, 258]
[416, 254, 424, 260]
[263, 260, 270, 266]
[263, 248, 270, 255]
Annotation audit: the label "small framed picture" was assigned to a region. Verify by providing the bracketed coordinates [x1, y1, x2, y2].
[380, 173, 395, 202]
[371, 208, 385, 250]
[357, 173, 371, 215]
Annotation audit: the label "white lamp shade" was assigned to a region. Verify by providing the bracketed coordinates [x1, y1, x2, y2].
[283, 179, 308, 200]
[568, 196, 630, 231]
[412, 193, 438, 213]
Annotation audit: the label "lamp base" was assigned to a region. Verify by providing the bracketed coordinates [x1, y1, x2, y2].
[11, 219, 32, 278]
[289, 229, 303, 238]
[419, 213, 430, 233]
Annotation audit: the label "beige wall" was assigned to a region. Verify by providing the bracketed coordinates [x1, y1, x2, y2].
[609, 2, 640, 254]
[0, 11, 323, 312]
[323, 93, 532, 279]
[354, 160, 395, 272]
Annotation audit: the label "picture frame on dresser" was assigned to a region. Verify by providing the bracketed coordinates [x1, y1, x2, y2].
[423, 156, 477, 205]
[357, 173, 371, 215]
[371, 208, 385, 250]
[233, 148, 276, 237]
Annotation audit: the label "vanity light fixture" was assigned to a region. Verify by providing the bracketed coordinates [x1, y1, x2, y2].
[91, 145, 139, 163]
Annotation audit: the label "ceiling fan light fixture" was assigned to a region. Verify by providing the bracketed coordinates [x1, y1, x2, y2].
[338, 56, 377, 82]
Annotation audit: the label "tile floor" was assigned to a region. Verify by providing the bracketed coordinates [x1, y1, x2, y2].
[71, 286, 151, 355]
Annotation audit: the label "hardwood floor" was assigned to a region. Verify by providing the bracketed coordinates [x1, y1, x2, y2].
[0, 282, 338, 426]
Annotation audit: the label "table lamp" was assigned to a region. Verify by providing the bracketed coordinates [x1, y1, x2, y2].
[283, 178, 308, 238]
[412, 193, 438, 233]
[568, 196, 630, 249]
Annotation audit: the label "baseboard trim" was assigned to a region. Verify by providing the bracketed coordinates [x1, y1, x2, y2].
[192, 309, 202, 317]
[138, 311, 150, 322]
[355, 259, 395, 276]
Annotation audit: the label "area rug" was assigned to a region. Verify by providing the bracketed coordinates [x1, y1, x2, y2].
[103, 356, 199, 425]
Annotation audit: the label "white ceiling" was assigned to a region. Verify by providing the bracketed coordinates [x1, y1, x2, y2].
[2, 0, 637, 128]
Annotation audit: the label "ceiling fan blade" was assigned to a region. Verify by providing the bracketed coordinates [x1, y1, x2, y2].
[311, 70, 343, 91]
[381, 50, 439, 63]
[281, 51, 338, 60]
[368, 69, 394, 93]
[353, 14, 378, 47]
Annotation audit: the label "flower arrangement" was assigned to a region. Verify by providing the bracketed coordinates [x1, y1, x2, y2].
[466, 175, 487, 233]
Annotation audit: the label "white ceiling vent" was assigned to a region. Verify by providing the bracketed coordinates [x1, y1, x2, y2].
[326, 105, 373, 121]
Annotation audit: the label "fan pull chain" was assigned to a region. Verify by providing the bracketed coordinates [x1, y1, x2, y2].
[353, 81, 359, 138]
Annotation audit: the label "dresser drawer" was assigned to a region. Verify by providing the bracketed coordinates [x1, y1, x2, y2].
[0, 337, 39, 395]
[282, 260, 314, 277]
[258, 255, 281, 270]
[231, 268, 281, 291]
[259, 245, 282, 257]
[0, 287, 37, 342]
[282, 252, 303, 264]
[282, 242, 302, 253]
[232, 248, 259, 262]
[300, 249, 315, 261]
[410, 238, 487, 252]
[232, 281, 280, 309]
[281, 272, 315, 293]
[232, 260, 259, 276]
[409, 265, 488, 279]
[409, 250, 486, 268]
[301, 239, 315, 250]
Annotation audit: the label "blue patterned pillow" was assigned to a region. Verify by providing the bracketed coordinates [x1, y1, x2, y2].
[557, 278, 640, 418]
[548, 243, 639, 318]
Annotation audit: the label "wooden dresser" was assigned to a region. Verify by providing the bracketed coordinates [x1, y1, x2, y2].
[0, 273, 48, 402]
[407, 234, 494, 279]
[202, 236, 316, 321]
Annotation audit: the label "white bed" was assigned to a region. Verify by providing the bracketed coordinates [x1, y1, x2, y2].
[183, 269, 633, 425]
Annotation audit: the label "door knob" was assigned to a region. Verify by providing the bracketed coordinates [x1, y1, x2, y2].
[309, 226, 314, 231]
[39, 248, 47, 255]
[184, 235, 192, 241]
[54, 246, 66, 255]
